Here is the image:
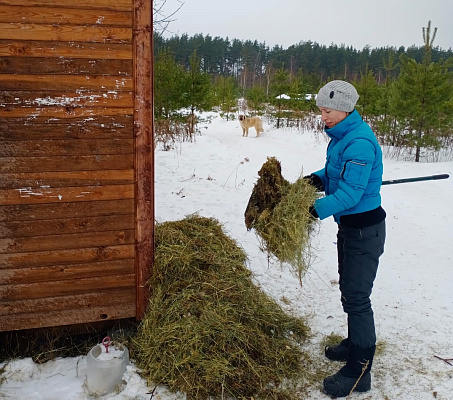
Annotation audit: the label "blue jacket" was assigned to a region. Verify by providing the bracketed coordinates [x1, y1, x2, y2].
[313, 110, 383, 223]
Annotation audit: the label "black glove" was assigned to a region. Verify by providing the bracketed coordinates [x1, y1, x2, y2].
[308, 205, 319, 219]
[303, 174, 324, 192]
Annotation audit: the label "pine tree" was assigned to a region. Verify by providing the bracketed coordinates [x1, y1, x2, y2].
[154, 49, 186, 119]
[392, 21, 453, 161]
[354, 65, 380, 121]
[183, 51, 214, 135]
[245, 85, 267, 113]
[287, 75, 311, 123]
[270, 67, 291, 128]
[374, 49, 399, 145]
[213, 75, 239, 120]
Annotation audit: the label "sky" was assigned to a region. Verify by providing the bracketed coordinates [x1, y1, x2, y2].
[158, 0, 453, 50]
[1, 112, 452, 399]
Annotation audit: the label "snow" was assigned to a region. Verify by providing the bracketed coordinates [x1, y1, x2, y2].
[1, 112, 452, 399]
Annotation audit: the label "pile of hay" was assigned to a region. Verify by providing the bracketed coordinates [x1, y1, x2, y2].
[244, 157, 319, 281]
[134, 215, 311, 400]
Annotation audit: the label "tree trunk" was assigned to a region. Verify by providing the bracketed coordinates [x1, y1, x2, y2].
[415, 128, 422, 162]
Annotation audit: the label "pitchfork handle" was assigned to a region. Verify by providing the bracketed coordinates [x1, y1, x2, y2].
[382, 174, 449, 186]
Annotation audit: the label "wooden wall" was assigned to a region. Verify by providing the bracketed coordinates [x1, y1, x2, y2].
[0, 0, 154, 331]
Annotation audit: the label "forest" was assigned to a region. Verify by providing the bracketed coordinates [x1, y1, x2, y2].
[153, 22, 453, 162]
[155, 32, 452, 88]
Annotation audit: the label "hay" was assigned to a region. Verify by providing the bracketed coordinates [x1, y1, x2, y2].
[244, 157, 319, 282]
[133, 215, 311, 400]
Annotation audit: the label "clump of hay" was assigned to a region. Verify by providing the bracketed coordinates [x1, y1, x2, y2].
[133, 215, 311, 400]
[245, 157, 319, 282]
[245, 157, 290, 229]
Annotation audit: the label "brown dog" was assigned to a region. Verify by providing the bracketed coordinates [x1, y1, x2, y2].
[239, 115, 264, 137]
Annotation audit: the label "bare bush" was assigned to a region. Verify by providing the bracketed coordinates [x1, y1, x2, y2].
[154, 118, 194, 151]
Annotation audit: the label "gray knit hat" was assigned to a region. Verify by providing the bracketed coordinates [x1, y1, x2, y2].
[316, 80, 359, 112]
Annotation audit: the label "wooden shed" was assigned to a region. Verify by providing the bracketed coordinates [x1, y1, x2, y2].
[0, 0, 154, 332]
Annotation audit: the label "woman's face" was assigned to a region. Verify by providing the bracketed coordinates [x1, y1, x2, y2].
[319, 107, 348, 128]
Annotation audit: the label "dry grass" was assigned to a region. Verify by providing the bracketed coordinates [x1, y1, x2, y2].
[0, 323, 136, 364]
[0, 364, 6, 386]
[321, 333, 345, 351]
[245, 157, 319, 282]
[133, 214, 314, 400]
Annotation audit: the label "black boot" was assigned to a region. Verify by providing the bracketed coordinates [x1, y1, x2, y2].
[323, 342, 375, 397]
[325, 318, 350, 361]
[325, 338, 349, 361]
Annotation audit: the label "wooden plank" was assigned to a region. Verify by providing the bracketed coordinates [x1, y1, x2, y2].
[0, 259, 134, 285]
[0, 155, 134, 173]
[134, 0, 154, 320]
[0, 74, 132, 91]
[0, 170, 134, 189]
[0, 184, 134, 205]
[0, 106, 133, 118]
[0, 23, 132, 43]
[0, 298, 136, 331]
[0, 244, 135, 269]
[0, 40, 132, 59]
[0, 116, 133, 140]
[1, 90, 133, 108]
[0, 274, 135, 300]
[0, 199, 134, 221]
[0, 57, 132, 75]
[0, 5, 132, 27]
[0, 1, 133, 12]
[0, 288, 135, 317]
[0, 138, 134, 157]
[0, 229, 134, 253]
[0, 213, 134, 238]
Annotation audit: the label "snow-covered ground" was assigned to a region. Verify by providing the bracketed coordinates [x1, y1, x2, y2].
[1, 112, 452, 399]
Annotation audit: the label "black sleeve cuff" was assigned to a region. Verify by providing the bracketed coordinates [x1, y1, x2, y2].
[304, 174, 324, 192]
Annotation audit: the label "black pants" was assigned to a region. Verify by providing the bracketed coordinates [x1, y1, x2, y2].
[337, 220, 385, 349]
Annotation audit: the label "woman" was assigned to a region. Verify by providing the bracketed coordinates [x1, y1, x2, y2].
[306, 80, 386, 397]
